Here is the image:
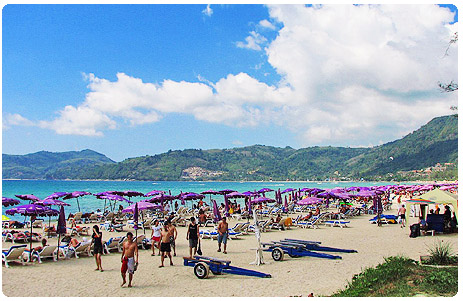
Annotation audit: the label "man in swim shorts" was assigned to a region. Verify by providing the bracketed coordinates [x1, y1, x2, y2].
[166, 220, 177, 256]
[121, 232, 139, 287]
[217, 217, 228, 254]
[159, 223, 173, 267]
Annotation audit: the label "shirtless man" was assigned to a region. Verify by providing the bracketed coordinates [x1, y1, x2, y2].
[159, 223, 173, 268]
[398, 205, 406, 228]
[166, 220, 177, 257]
[121, 232, 139, 287]
[217, 217, 229, 254]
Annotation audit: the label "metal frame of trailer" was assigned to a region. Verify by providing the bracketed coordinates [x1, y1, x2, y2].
[281, 238, 358, 253]
[183, 256, 272, 279]
[262, 239, 357, 261]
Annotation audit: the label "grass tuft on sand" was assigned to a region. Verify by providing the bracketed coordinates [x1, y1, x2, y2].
[331, 256, 458, 297]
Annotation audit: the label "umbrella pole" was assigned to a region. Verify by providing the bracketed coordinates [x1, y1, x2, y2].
[30, 216, 33, 262]
[57, 232, 60, 261]
[77, 198, 81, 213]
[142, 212, 146, 236]
[48, 216, 51, 239]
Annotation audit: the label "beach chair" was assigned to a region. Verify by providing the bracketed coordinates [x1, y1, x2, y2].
[31, 219, 44, 228]
[73, 212, 83, 224]
[104, 237, 123, 254]
[105, 212, 115, 221]
[70, 226, 90, 236]
[5, 231, 28, 243]
[87, 214, 100, 223]
[325, 220, 350, 228]
[68, 240, 92, 258]
[2, 245, 27, 268]
[134, 234, 147, 249]
[31, 245, 59, 263]
[43, 225, 58, 237]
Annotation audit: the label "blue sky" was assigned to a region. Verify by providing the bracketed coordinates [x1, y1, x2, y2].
[2, 4, 458, 161]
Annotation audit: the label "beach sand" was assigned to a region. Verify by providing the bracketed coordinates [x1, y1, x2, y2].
[2, 207, 458, 297]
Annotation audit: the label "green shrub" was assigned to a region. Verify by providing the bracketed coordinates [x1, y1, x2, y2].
[426, 240, 456, 265]
[419, 268, 458, 295]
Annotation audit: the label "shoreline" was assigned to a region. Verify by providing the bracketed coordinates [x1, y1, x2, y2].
[2, 178, 455, 184]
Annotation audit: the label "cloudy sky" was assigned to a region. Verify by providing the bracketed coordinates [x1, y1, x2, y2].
[2, 4, 458, 161]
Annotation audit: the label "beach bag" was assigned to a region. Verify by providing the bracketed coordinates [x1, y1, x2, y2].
[197, 240, 203, 255]
[409, 224, 420, 238]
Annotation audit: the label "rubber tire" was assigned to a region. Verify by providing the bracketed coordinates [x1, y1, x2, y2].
[194, 262, 210, 279]
[272, 247, 285, 261]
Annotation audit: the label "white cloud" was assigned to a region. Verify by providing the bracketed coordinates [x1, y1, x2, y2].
[258, 19, 276, 30]
[13, 4, 458, 147]
[2, 113, 35, 130]
[202, 4, 213, 17]
[236, 31, 267, 51]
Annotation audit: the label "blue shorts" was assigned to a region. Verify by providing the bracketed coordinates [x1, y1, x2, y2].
[217, 233, 228, 244]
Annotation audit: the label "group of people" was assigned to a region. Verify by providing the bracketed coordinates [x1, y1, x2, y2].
[150, 219, 177, 267]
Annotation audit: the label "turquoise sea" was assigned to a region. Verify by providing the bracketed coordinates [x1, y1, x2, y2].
[2, 180, 401, 218]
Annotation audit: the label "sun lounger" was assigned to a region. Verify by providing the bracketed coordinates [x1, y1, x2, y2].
[104, 237, 123, 254]
[70, 226, 90, 236]
[5, 232, 28, 243]
[199, 230, 242, 240]
[2, 245, 27, 267]
[67, 240, 92, 258]
[87, 213, 101, 223]
[325, 220, 350, 228]
[134, 234, 147, 249]
[31, 245, 60, 263]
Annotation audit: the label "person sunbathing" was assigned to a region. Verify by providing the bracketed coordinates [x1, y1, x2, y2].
[302, 212, 313, 221]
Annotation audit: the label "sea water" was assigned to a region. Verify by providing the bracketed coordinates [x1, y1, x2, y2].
[2, 179, 400, 218]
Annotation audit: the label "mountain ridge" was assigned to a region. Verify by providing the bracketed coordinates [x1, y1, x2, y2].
[2, 115, 457, 181]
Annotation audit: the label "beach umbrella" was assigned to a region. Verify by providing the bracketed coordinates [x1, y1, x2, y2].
[218, 189, 236, 195]
[284, 195, 288, 213]
[297, 197, 323, 206]
[258, 188, 273, 197]
[243, 191, 258, 197]
[15, 194, 42, 202]
[250, 197, 275, 205]
[35, 199, 70, 238]
[145, 190, 166, 197]
[226, 191, 246, 199]
[355, 190, 377, 198]
[63, 191, 91, 212]
[212, 199, 221, 222]
[281, 188, 295, 194]
[123, 201, 160, 235]
[224, 195, 230, 217]
[2, 197, 21, 207]
[56, 205, 67, 260]
[44, 192, 69, 200]
[6, 204, 59, 260]
[97, 194, 132, 212]
[133, 202, 139, 238]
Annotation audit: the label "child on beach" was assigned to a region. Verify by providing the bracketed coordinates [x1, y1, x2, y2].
[150, 220, 162, 256]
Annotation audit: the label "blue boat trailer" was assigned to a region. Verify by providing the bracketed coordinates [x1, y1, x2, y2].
[183, 256, 272, 279]
[281, 238, 358, 253]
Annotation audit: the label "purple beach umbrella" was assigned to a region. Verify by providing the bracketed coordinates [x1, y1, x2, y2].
[145, 190, 167, 197]
[15, 194, 42, 202]
[297, 197, 323, 206]
[2, 197, 21, 207]
[6, 204, 59, 260]
[44, 192, 69, 200]
[56, 205, 67, 260]
[63, 191, 91, 212]
[212, 199, 221, 222]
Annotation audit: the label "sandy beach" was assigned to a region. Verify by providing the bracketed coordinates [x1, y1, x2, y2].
[2, 204, 458, 297]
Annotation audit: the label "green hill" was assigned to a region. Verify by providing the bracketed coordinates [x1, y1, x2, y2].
[2, 149, 115, 179]
[2, 115, 457, 181]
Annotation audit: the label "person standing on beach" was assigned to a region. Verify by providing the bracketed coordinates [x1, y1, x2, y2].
[121, 232, 139, 287]
[398, 205, 406, 228]
[217, 217, 228, 254]
[150, 220, 162, 256]
[186, 217, 200, 258]
[90, 225, 104, 271]
[159, 223, 173, 267]
[166, 220, 177, 256]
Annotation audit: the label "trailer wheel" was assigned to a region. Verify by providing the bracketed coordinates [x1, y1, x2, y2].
[194, 262, 210, 279]
[272, 247, 285, 261]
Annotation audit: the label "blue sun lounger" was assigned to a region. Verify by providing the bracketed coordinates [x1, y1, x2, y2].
[183, 256, 271, 279]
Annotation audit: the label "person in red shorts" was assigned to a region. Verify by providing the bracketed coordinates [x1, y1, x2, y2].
[150, 220, 162, 256]
[121, 232, 139, 287]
